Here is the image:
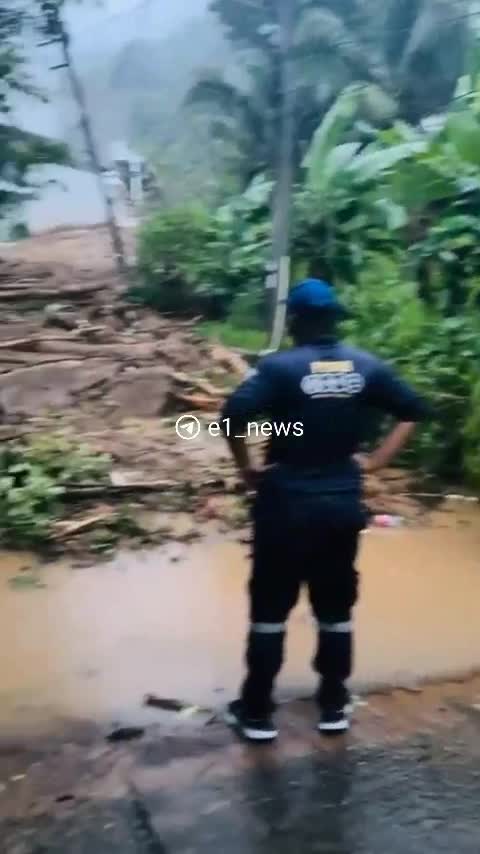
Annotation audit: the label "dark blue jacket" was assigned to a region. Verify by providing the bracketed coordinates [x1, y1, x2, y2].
[222, 339, 428, 494]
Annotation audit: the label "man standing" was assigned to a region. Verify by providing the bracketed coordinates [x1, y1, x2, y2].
[222, 279, 428, 741]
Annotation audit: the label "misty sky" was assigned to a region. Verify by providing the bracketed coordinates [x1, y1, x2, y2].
[66, 0, 209, 55]
[11, 0, 209, 137]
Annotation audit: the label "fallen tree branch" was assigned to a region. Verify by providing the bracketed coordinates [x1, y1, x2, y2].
[36, 340, 158, 359]
[173, 390, 222, 411]
[210, 343, 249, 377]
[65, 479, 180, 498]
[0, 430, 29, 442]
[54, 511, 115, 539]
[0, 329, 109, 351]
[0, 350, 83, 365]
[171, 371, 224, 398]
[0, 284, 105, 301]
[64, 476, 227, 499]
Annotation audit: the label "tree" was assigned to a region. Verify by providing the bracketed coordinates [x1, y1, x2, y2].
[33, 0, 127, 272]
[0, 1, 69, 218]
[186, 0, 470, 186]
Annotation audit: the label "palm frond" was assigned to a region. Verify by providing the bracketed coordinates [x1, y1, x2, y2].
[294, 8, 389, 87]
[384, 0, 423, 69]
[303, 85, 363, 190]
[186, 74, 249, 115]
[210, 0, 278, 52]
[397, 0, 469, 121]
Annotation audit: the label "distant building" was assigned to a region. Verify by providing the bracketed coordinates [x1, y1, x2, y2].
[108, 140, 147, 208]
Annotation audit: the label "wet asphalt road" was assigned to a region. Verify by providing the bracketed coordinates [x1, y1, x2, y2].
[2, 712, 480, 854]
[134, 734, 480, 854]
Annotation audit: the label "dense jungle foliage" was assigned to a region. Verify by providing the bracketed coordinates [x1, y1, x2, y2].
[128, 0, 480, 486]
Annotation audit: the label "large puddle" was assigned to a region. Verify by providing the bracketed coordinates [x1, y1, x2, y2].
[1, 503, 479, 736]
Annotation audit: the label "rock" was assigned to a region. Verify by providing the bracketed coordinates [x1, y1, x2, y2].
[0, 360, 115, 416]
[109, 369, 171, 417]
[132, 510, 168, 534]
[44, 303, 78, 330]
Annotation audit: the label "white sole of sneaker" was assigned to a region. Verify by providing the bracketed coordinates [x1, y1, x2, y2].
[224, 711, 278, 741]
[318, 719, 350, 733]
[242, 726, 278, 741]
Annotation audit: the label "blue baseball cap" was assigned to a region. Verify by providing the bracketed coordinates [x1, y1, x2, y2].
[287, 278, 346, 315]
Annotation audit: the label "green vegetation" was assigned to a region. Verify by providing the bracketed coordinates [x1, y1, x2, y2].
[72, 0, 468, 205]
[133, 177, 272, 318]
[198, 321, 266, 351]
[342, 255, 480, 480]
[137, 45, 480, 486]
[0, 434, 111, 548]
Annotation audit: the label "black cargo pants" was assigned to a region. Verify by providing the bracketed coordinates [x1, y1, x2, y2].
[241, 475, 366, 717]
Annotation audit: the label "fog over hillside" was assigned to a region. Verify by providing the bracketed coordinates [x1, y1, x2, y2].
[10, 0, 216, 147]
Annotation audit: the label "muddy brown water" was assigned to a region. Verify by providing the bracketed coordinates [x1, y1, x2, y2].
[0, 503, 479, 737]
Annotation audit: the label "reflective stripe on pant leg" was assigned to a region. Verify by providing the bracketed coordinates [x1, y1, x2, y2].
[316, 620, 352, 633]
[242, 626, 286, 717]
[251, 622, 285, 633]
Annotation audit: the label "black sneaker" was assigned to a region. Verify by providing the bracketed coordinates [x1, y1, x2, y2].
[318, 705, 350, 734]
[225, 700, 278, 742]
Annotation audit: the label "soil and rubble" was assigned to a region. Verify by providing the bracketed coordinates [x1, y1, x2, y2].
[0, 229, 425, 556]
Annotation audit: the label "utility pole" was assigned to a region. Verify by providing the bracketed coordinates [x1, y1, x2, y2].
[39, 1, 127, 277]
[266, 0, 295, 352]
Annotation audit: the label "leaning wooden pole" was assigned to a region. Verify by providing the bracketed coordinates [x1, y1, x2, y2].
[45, 5, 127, 277]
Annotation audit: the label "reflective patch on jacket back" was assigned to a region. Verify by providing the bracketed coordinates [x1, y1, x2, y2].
[301, 368, 365, 398]
[309, 360, 353, 373]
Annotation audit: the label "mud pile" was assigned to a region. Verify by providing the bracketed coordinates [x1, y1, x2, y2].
[0, 252, 246, 424]
[0, 247, 252, 553]
[0, 236, 423, 557]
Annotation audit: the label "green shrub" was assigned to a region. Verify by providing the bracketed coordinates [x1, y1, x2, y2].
[198, 321, 266, 351]
[227, 289, 265, 331]
[22, 434, 111, 486]
[134, 206, 220, 315]
[134, 179, 271, 320]
[0, 434, 112, 548]
[343, 255, 480, 480]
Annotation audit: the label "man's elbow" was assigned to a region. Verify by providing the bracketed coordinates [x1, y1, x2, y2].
[401, 395, 431, 424]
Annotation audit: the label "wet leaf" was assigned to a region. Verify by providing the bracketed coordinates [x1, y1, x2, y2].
[144, 695, 213, 716]
[106, 727, 144, 743]
[178, 705, 201, 719]
[144, 695, 185, 712]
[9, 572, 46, 590]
